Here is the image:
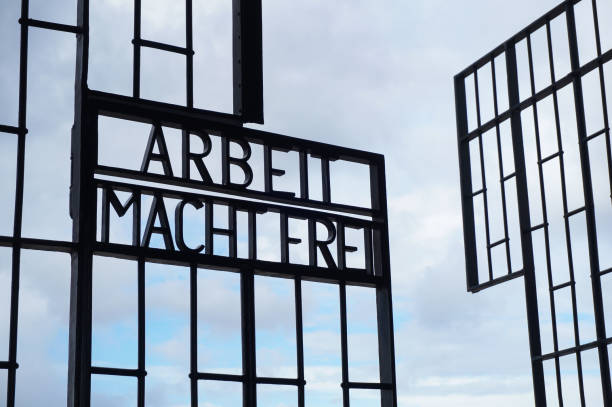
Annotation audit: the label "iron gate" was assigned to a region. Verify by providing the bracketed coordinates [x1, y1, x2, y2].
[456, 0, 612, 405]
[0, 0, 398, 406]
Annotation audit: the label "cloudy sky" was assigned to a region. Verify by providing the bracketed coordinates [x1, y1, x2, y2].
[1, 0, 612, 406]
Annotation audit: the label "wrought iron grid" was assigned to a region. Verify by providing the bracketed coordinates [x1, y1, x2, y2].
[456, 0, 612, 405]
[0, 0, 398, 406]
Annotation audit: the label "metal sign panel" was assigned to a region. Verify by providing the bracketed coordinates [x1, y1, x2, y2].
[455, 0, 612, 405]
[0, 0, 397, 406]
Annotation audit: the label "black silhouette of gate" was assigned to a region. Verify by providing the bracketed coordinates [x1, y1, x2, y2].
[0, 1, 398, 406]
[456, 0, 612, 405]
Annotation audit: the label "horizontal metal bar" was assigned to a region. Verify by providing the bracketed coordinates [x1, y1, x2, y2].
[95, 177, 378, 227]
[565, 206, 586, 218]
[18, 18, 82, 34]
[0, 235, 75, 253]
[585, 127, 609, 142]
[256, 377, 304, 386]
[92, 89, 241, 124]
[529, 223, 547, 232]
[192, 372, 244, 382]
[552, 281, 574, 291]
[211, 228, 233, 237]
[133, 38, 194, 55]
[471, 187, 486, 197]
[488, 237, 508, 249]
[96, 167, 377, 218]
[539, 150, 562, 165]
[537, 337, 612, 361]
[342, 381, 393, 390]
[455, 0, 579, 78]
[0, 125, 23, 135]
[502, 172, 517, 182]
[93, 241, 381, 286]
[0, 361, 18, 369]
[91, 366, 146, 377]
[468, 270, 525, 293]
[89, 90, 383, 165]
[599, 267, 612, 277]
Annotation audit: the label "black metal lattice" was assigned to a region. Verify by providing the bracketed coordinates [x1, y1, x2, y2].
[0, 1, 397, 406]
[456, 0, 612, 405]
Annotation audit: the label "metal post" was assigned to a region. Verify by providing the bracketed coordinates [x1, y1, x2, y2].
[566, 4, 612, 403]
[371, 157, 398, 407]
[232, 0, 263, 123]
[505, 42, 547, 406]
[68, 0, 94, 405]
[6, 0, 30, 405]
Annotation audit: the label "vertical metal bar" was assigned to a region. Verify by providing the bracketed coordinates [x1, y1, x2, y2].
[591, 0, 612, 214]
[505, 41, 547, 406]
[263, 145, 273, 194]
[455, 75, 479, 289]
[491, 57, 513, 275]
[337, 220, 346, 270]
[241, 270, 256, 407]
[566, 5, 612, 403]
[232, 0, 263, 123]
[526, 32, 564, 406]
[100, 189, 110, 243]
[185, 0, 194, 108]
[6, 232, 20, 407]
[133, 192, 141, 247]
[137, 259, 145, 407]
[376, 287, 396, 407]
[229, 206, 237, 258]
[16, 0, 29, 132]
[474, 69, 494, 281]
[68, 0, 94, 405]
[364, 227, 374, 276]
[133, 0, 141, 98]
[299, 151, 309, 200]
[280, 213, 289, 264]
[294, 278, 305, 407]
[231, 0, 242, 118]
[68, 111, 97, 407]
[546, 18, 586, 406]
[322, 158, 331, 204]
[190, 264, 198, 407]
[248, 211, 257, 260]
[370, 157, 398, 407]
[6, 0, 29, 404]
[339, 282, 350, 407]
[205, 201, 213, 255]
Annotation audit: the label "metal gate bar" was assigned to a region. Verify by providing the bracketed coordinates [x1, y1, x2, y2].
[455, 0, 612, 404]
